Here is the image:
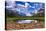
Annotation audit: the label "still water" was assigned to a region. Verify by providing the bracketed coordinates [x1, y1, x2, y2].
[16, 20, 37, 24]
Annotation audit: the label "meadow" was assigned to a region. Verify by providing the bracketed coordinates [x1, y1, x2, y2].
[6, 16, 44, 22]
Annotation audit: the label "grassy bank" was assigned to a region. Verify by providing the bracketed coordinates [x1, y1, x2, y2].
[6, 16, 44, 22]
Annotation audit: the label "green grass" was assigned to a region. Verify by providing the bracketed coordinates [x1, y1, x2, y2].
[6, 16, 44, 22]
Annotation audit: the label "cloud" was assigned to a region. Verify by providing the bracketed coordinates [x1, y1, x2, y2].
[6, 1, 44, 16]
[25, 12, 32, 16]
[17, 4, 25, 7]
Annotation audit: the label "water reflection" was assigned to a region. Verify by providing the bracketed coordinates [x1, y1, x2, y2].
[16, 20, 37, 24]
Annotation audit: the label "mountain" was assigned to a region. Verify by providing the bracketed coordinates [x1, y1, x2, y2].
[5, 1, 44, 17]
[37, 8, 45, 16]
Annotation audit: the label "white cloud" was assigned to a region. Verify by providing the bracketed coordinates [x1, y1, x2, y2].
[29, 5, 31, 7]
[25, 12, 32, 16]
[6, 6, 13, 8]
[6, 1, 44, 16]
[17, 4, 25, 7]
[25, 2, 29, 7]
[32, 6, 35, 8]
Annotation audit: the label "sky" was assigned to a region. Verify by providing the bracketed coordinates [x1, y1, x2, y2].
[5, 1, 45, 16]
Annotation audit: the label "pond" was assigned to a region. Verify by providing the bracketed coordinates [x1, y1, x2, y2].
[16, 20, 38, 24]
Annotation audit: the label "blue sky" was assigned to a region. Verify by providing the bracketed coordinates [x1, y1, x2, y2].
[15, 1, 45, 16]
[16, 1, 25, 5]
[16, 1, 44, 12]
[6, 1, 45, 16]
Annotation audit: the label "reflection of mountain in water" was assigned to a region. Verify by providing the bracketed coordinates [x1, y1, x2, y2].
[16, 20, 37, 24]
